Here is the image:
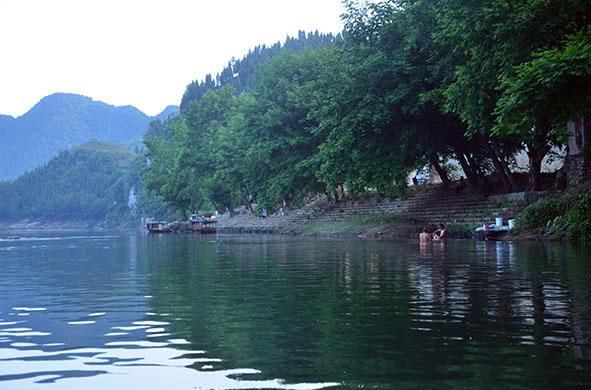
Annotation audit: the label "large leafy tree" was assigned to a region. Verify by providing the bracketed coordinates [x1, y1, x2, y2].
[494, 28, 591, 187]
[318, 0, 483, 195]
[142, 117, 191, 214]
[175, 87, 238, 214]
[434, 0, 590, 189]
[313, 44, 419, 196]
[227, 50, 335, 208]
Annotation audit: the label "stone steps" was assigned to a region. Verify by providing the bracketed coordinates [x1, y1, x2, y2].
[315, 206, 501, 219]
[219, 188, 529, 234]
[318, 203, 502, 214]
[312, 215, 486, 224]
[304, 189, 525, 228]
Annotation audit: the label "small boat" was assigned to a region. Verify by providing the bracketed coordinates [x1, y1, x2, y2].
[7, 236, 20, 240]
[190, 216, 217, 234]
[146, 222, 171, 233]
[473, 224, 510, 241]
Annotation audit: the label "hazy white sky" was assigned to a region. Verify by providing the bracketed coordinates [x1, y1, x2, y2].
[0, 0, 344, 117]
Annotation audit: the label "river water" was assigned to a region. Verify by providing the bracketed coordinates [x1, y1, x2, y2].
[0, 233, 590, 389]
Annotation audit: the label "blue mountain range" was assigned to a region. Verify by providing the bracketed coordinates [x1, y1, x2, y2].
[0, 93, 178, 180]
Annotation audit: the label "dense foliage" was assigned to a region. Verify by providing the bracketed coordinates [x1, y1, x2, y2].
[516, 190, 591, 240]
[143, 2, 591, 216]
[0, 141, 138, 224]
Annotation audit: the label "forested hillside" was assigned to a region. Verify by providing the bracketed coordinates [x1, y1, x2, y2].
[0, 93, 178, 180]
[143, 0, 591, 217]
[180, 30, 342, 109]
[0, 141, 138, 224]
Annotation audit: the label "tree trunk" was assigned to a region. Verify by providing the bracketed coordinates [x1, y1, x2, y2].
[431, 158, 451, 187]
[485, 141, 515, 193]
[527, 147, 544, 191]
[458, 153, 479, 189]
[467, 154, 486, 189]
[527, 120, 552, 191]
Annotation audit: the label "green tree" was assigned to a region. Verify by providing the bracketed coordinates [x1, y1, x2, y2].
[180, 86, 238, 213]
[228, 50, 334, 209]
[142, 117, 191, 215]
[434, 0, 590, 189]
[494, 28, 591, 188]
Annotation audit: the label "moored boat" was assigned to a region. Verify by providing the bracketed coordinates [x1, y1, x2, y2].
[195, 219, 217, 233]
[146, 222, 171, 233]
[190, 215, 217, 234]
[473, 223, 511, 241]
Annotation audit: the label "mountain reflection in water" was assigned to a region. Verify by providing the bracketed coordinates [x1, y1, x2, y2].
[0, 233, 590, 389]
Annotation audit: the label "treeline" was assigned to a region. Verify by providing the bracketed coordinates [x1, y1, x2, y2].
[180, 30, 342, 110]
[143, 0, 591, 216]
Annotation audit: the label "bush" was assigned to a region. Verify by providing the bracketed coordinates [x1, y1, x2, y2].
[516, 190, 591, 240]
[516, 196, 566, 231]
[562, 191, 591, 239]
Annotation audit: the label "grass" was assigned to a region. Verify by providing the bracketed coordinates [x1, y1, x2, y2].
[288, 216, 479, 238]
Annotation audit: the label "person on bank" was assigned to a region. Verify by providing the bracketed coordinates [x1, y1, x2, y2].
[419, 228, 432, 242]
[433, 224, 447, 241]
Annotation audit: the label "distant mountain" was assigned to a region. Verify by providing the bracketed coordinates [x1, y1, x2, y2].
[0, 114, 14, 126]
[0, 141, 136, 224]
[0, 93, 179, 180]
[154, 105, 180, 122]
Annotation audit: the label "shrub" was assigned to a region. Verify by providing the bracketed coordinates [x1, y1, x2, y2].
[516, 196, 566, 232]
[516, 190, 591, 240]
[562, 191, 591, 239]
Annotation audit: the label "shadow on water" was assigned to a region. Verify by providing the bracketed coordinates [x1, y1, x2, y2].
[143, 236, 591, 389]
[0, 232, 590, 388]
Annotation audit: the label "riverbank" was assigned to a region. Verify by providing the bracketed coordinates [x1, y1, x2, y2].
[4, 187, 579, 241]
[218, 218, 488, 240]
[218, 214, 421, 239]
[216, 188, 539, 240]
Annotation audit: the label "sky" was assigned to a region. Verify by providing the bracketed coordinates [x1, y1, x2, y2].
[0, 0, 344, 117]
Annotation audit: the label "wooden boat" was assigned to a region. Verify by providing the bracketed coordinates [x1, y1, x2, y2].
[191, 218, 217, 234]
[146, 222, 171, 233]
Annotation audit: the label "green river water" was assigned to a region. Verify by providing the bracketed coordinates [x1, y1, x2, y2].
[0, 233, 590, 389]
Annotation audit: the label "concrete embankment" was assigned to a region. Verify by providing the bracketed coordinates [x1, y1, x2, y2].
[216, 189, 543, 239]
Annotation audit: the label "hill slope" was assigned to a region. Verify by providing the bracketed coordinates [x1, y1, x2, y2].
[180, 30, 342, 109]
[0, 93, 178, 180]
[0, 141, 136, 224]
